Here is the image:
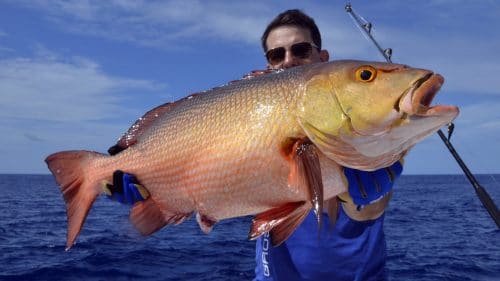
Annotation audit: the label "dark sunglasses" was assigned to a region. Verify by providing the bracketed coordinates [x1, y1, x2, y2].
[265, 42, 319, 65]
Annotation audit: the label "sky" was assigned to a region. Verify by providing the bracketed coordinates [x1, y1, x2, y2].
[0, 0, 499, 175]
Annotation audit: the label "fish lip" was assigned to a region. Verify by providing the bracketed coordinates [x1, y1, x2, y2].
[399, 72, 445, 116]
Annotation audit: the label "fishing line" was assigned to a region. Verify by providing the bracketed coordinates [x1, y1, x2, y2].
[344, 3, 500, 228]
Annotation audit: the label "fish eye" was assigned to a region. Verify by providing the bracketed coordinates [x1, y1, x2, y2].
[355, 66, 377, 82]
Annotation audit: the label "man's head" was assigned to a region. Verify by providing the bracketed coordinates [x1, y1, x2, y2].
[261, 9, 329, 69]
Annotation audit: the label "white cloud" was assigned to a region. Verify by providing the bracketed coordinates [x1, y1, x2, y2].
[315, 1, 500, 96]
[0, 51, 168, 173]
[456, 102, 500, 130]
[0, 29, 13, 53]
[9, 0, 499, 89]
[0, 46, 13, 53]
[433, 102, 500, 174]
[375, 28, 500, 96]
[0, 54, 164, 122]
[402, 101, 500, 174]
[2, 0, 499, 174]
[10, 0, 270, 48]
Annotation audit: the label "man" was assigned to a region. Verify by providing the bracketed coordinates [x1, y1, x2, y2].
[252, 9, 403, 281]
[107, 9, 402, 281]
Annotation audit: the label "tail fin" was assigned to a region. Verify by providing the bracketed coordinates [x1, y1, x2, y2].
[45, 150, 106, 250]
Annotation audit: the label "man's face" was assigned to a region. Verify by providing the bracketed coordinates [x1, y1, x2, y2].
[265, 25, 328, 70]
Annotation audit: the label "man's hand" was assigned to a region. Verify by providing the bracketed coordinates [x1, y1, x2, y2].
[341, 160, 403, 210]
[102, 170, 149, 204]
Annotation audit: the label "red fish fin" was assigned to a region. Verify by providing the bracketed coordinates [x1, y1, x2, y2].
[196, 213, 217, 234]
[324, 197, 340, 230]
[238, 69, 278, 81]
[248, 201, 311, 246]
[288, 139, 324, 231]
[269, 202, 312, 246]
[108, 102, 177, 155]
[129, 198, 167, 235]
[129, 199, 191, 235]
[45, 150, 105, 250]
[108, 93, 206, 155]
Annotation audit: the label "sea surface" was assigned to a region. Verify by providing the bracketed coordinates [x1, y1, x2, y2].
[0, 174, 498, 281]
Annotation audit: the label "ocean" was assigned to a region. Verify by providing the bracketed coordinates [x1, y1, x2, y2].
[0, 174, 498, 280]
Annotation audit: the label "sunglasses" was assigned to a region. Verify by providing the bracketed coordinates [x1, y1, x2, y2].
[265, 42, 319, 65]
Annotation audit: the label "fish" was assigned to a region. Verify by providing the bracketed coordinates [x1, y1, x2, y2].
[45, 60, 459, 250]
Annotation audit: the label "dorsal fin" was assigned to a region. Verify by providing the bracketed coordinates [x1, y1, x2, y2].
[108, 70, 280, 156]
[108, 102, 176, 155]
[108, 94, 201, 155]
[108, 93, 205, 155]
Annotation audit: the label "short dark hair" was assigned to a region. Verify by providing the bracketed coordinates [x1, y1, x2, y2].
[261, 9, 322, 52]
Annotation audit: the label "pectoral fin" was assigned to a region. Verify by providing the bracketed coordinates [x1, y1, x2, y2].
[324, 197, 340, 230]
[249, 139, 325, 246]
[287, 139, 324, 231]
[248, 201, 311, 246]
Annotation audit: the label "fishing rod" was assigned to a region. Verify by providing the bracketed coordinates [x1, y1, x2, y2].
[345, 3, 500, 228]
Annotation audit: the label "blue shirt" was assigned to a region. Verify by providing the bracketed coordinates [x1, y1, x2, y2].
[254, 205, 387, 281]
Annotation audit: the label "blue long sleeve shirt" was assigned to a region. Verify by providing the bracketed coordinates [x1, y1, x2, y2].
[254, 205, 387, 281]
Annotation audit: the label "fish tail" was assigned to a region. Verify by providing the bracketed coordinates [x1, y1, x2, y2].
[45, 150, 107, 250]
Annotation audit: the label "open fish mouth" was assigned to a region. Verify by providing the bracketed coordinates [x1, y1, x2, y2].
[399, 72, 456, 117]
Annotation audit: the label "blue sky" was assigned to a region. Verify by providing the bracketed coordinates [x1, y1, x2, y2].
[1, 0, 499, 175]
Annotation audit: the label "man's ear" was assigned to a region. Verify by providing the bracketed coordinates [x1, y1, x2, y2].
[319, 50, 330, 62]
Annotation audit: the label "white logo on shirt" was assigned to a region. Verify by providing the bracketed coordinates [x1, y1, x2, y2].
[262, 233, 270, 277]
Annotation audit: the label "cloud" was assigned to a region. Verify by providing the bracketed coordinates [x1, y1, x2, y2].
[402, 100, 500, 175]
[305, 1, 500, 96]
[0, 50, 168, 173]
[10, 0, 499, 89]
[0, 54, 164, 122]
[9, 0, 271, 48]
[437, 101, 500, 174]
[0, 46, 13, 54]
[2, 0, 499, 174]
[375, 26, 500, 96]
[24, 133, 45, 142]
[0, 29, 14, 53]
[457, 102, 500, 131]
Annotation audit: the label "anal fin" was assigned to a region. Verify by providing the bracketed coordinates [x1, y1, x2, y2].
[130, 198, 191, 236]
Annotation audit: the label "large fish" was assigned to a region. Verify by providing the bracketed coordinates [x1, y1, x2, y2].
[45, 60, 458, 250]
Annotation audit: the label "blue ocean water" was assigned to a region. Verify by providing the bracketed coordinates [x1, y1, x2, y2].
[0, 174, 498, 280]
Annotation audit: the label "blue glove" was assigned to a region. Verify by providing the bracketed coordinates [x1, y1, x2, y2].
[102, 170, 149, 204]
[343, 160, 403, 209]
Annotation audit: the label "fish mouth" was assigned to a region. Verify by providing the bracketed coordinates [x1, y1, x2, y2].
[399, 72, 457, 117]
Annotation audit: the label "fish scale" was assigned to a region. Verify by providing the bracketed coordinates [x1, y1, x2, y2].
[102, 82, 299, 219]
